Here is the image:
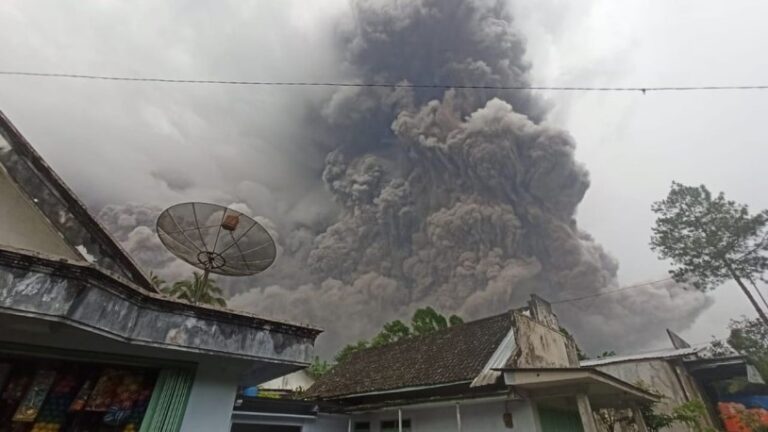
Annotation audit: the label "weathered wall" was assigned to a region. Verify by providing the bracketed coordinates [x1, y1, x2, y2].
[260, 370, 315, 391]
[513, 313, 572, 368]
[347, 399, 539, 432]
[0, 257, 317, 365]
[0, 155, 81, 261]
[181, 358, 242, 432]
[528, 295, 560, 331]
[594, 360, 695, 432]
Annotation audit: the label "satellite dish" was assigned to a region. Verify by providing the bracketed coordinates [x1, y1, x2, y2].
[156, 202, 276, 301]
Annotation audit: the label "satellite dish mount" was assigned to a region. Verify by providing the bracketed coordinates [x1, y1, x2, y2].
[156, 202, 277, 304]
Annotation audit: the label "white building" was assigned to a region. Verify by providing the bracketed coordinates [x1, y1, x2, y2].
[0, 111, 322, 432]
[297, 296, 655, 432]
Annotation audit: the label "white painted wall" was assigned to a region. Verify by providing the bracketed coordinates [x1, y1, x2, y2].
[0, 155, 81, 260]
[231, 400, 537, 432]
[180, 358, 242, 432]
[231, 412, 348, 432]
[303, 414, 351, 432]
[347, 399, 538, 432]
[261, 370, 315, 391]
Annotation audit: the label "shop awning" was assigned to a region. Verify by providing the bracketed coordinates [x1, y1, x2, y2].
[497, 367, 660, 409]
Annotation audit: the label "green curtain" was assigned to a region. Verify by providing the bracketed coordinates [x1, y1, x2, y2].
[139, 368, 195, 432]
[538, 407, 585, 432]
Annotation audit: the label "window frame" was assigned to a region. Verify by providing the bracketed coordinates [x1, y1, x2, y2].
[353, 421, 371, 432]
[380, 418, 411, 432]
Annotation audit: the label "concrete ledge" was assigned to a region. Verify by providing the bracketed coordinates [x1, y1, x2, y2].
[0, 246, 321, 366]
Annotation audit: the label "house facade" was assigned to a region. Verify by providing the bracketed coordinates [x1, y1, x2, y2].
[304, 295, 657, 432]
[0, 111, 322, 432]
[582, 331, 768, 431]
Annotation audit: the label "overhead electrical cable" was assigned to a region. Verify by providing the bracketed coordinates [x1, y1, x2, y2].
[551, 278, 674, 304]
[1, 71, 768, 93]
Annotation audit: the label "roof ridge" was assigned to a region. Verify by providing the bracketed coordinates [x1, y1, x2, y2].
[342, 310, 513, 362]
[308, 310, 516, 398]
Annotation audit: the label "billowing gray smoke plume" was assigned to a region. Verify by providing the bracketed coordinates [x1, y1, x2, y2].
[99, 0, 711, 355]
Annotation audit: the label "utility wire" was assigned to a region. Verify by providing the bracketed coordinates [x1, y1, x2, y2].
[1, 70, 768, 93]
[747, 275, 768, 313]
[551, 277, 674, 304]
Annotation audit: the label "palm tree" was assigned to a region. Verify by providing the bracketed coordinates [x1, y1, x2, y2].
[162, 272, 227, 307]
[148, 271, 166, 291]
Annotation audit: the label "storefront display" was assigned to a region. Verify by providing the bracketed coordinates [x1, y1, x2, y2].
[0, 356, 158, 432]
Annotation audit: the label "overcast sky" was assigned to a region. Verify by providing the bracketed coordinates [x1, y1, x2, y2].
[1, 0, 767, 350]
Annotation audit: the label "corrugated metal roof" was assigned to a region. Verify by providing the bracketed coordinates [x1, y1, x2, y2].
[580, 347, 702, 367]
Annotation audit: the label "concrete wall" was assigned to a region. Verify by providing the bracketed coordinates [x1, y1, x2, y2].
[594, 360, 699, 432]
[181, 359, 242, 432]
[0, 258, 317, 369]
[513, 313, 572, 368]
[0, 157, 80, 260]
[348, 399, 538, 432]
[303, 414, 351, 432]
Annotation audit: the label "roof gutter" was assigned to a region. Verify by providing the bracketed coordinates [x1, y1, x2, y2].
[328, 380, 473, 399]
[344, 392, 511, 413]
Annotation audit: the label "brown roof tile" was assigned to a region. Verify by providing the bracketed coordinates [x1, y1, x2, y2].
[306, 312, 514, 398]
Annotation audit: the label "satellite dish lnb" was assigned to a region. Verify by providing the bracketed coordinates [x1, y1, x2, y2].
[156, 202, 276, 301]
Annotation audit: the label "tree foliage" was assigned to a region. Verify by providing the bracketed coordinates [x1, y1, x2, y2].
[307, 356, 332, 380]
[596, 350, 617, 359]
[334, 340, 370, 364]
[559, 327, 589, 360]
[710, 317, 768, 380]
[161, 272, 227, 307]
[643, 399, 715, 432]
[706, 338, 735, 358]
[729, 317, 768, 376]
[149, 271, 166, 291]
[332, 307, 463, 366]
[411, 307, 450, 335]
[633, 381, 714, 432]
[651, 182, 768, 325]
[371, 320, 411, 347]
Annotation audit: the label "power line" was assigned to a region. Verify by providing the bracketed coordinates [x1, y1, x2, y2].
[747, 275, 768, 312]
[1, 70, 768, 93]
[551, 277, 674, 304]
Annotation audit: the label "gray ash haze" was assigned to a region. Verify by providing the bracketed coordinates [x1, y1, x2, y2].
[8, 0, 768, 356]
[94, 0, 710, 356]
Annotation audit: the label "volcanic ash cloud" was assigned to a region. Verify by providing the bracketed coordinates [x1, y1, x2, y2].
[102, 0, 712, 355]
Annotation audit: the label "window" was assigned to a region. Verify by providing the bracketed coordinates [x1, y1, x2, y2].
[354, 421, 371, 432]
[231, 426, 301, 432]
[381, 419, 411, 432]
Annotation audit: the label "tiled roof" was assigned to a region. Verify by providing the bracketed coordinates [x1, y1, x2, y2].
[306, 312, 514, 399]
